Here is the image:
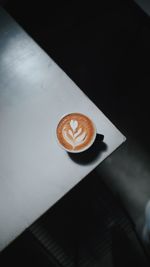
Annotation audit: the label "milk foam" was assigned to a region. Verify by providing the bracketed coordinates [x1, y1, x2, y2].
[62, 119, 87, 149]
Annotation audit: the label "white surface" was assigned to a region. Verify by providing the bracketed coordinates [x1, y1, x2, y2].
[0, 9, 125, 251]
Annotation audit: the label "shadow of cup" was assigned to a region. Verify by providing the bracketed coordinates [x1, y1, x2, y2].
[68, 134, 107, 165]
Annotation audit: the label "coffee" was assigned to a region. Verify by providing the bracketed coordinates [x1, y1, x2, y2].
[56, 113, 96, 152]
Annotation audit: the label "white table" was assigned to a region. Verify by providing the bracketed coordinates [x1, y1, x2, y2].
[0, 8, 125, 252]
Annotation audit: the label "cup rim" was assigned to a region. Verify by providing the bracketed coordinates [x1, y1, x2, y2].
[56, 112, 97, 153]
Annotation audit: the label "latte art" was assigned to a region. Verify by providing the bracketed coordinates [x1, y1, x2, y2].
[63, 119, 87, 149]
[56, 113, 96, 152]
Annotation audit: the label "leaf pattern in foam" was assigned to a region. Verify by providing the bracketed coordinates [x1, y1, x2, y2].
[75, 132, 86, 144]
[68, 129, 74, 138]
[70, 120, 78, 132]
[74, 128, 82, 138]
[63, 130, 75, 148]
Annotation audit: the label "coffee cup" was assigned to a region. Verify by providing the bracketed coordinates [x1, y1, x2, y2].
[56, 113, 97, 153]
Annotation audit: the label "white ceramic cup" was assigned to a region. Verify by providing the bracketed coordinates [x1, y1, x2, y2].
[56, 113, 97, 153]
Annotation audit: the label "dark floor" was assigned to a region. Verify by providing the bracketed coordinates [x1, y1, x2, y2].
[1, 171, 149, 266]
[1, 0, 150, 265]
